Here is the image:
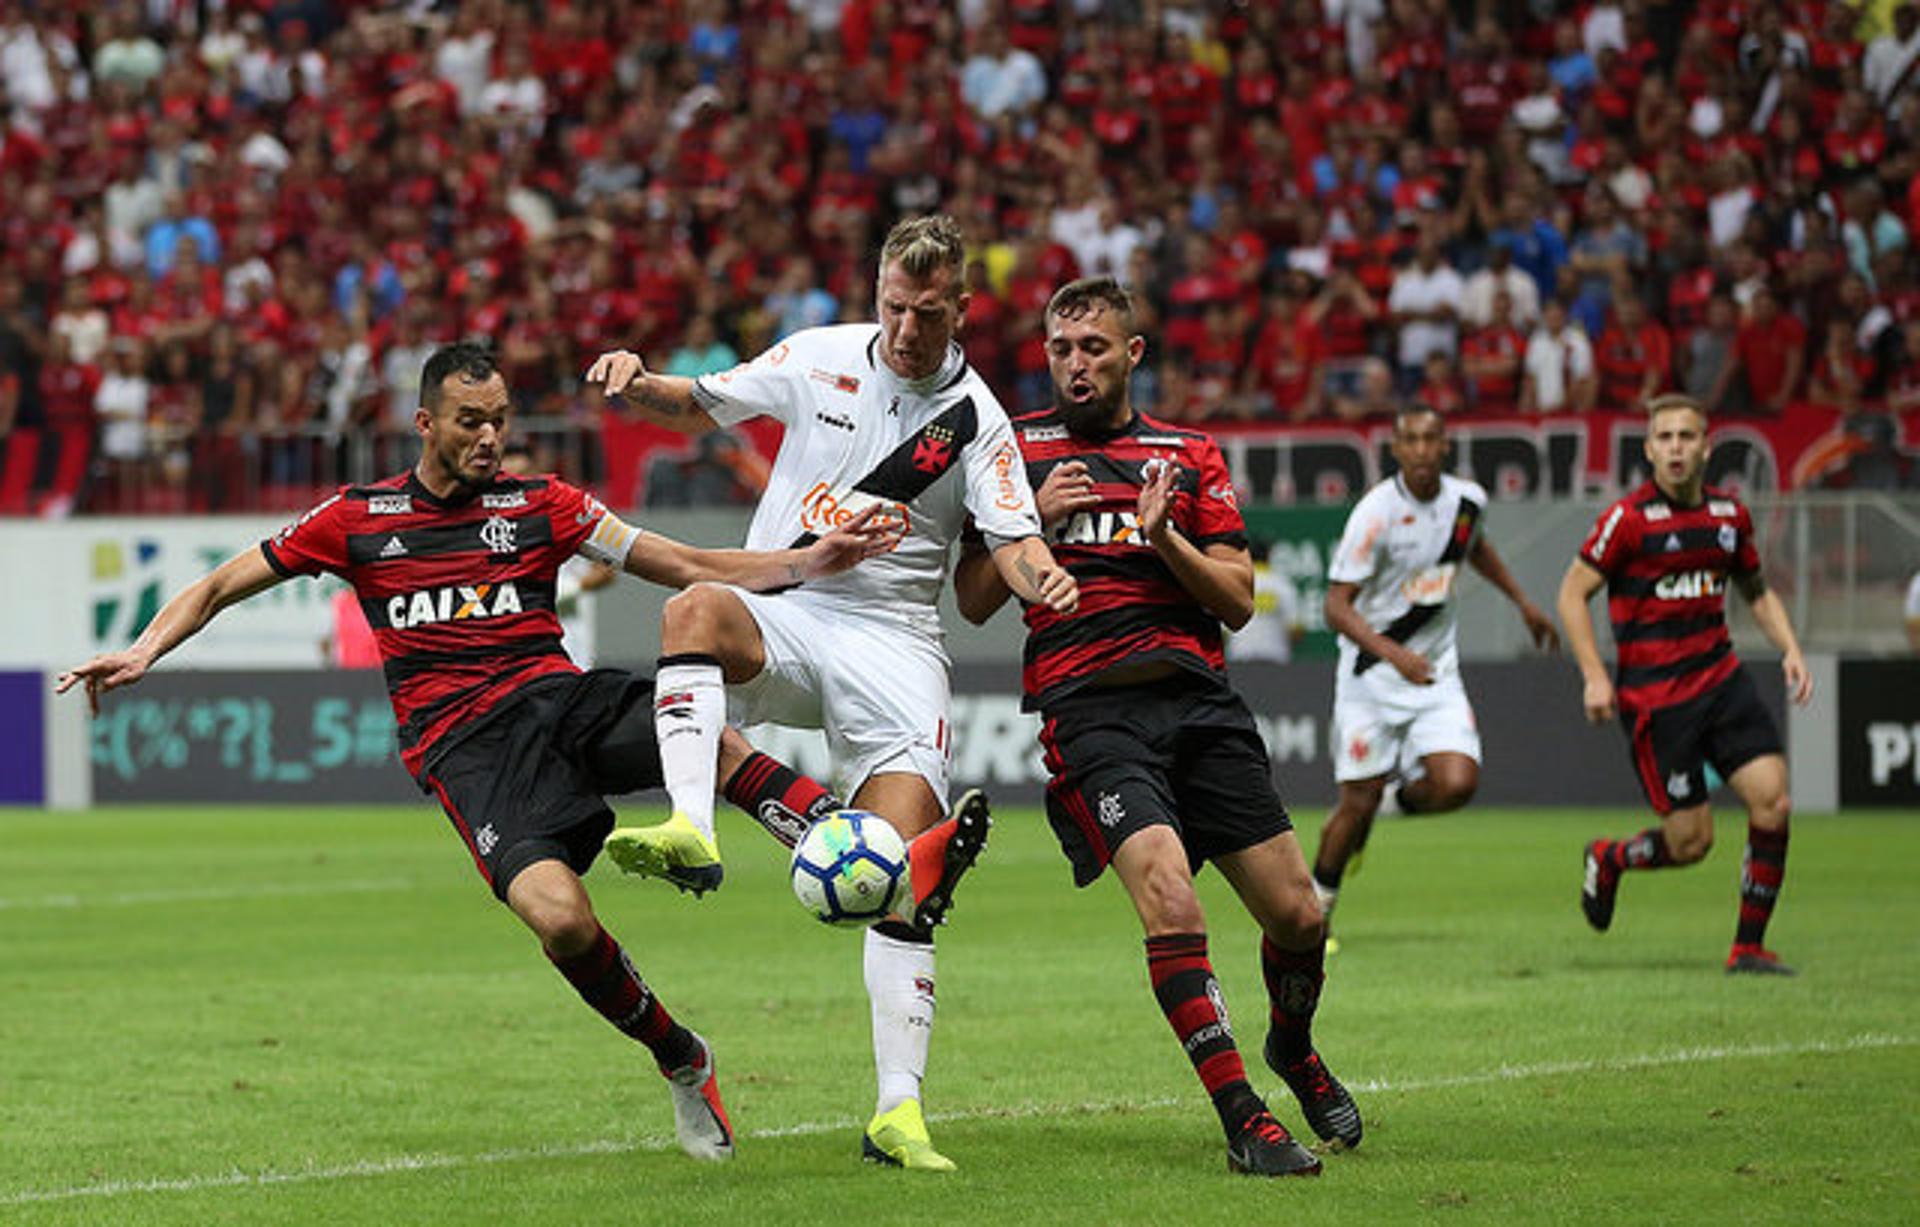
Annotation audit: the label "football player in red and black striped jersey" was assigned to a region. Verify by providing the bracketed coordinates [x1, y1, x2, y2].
[956, 277, 1359, 1177]
[1559, 393, 1814, 975]
[56, 342, 897, 1159]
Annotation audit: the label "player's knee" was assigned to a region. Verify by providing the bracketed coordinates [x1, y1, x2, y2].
[1134, 863, 1205, 934]
[534, 905, 601, 959]
[1750, 791, 1791, 831]
[1269, 887, 1325, 945]
[1668, 829, 1712, 864]
[659, 584, 730, 649]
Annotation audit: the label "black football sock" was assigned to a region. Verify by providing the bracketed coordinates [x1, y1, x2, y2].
[1146, 933, 1265, 1138]
[723, 750, 841, 849]
[1260, 936, 1324, 1065]
[548, 924, 697, 1071]
[1734, 822, 1788, 948]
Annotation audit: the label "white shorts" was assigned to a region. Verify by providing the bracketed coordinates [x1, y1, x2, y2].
[723, 585, 952, 808]
[1331, 667, 1481, 784]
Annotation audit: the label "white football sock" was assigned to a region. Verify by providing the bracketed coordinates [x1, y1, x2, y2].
[653, 658, 725, 842]
[864, 927, 936, 1115]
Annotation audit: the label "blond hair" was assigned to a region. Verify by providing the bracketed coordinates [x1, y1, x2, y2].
[879, 214, 967, 287]
[1645, 392, 1708, 423]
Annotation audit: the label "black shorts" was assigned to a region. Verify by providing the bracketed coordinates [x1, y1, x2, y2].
[1620, 666, 1782, 815]
[419, 669, 663, 899]
[1038, 672, 1293, 888]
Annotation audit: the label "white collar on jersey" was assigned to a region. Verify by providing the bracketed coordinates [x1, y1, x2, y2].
[1393, 472, 1445, 507]
[871, 333, 966, 396]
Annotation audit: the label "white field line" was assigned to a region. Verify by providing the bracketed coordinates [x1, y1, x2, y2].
[0, 878, 414, 910]
[1, 1031, 1909, 1208]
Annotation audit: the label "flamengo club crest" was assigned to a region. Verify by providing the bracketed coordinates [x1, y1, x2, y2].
[479, 514, 518, 554]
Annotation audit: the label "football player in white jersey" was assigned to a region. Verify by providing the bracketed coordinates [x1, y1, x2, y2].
[1311, 404, 1558, 928]
[586, 214, 1077, 1171]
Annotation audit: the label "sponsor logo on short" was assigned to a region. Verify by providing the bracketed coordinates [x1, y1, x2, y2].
[1653, 569, 1725, 600]
[475, 824, 499, 856]
[479, 515, 518, 554]
[1667, 770, 1692, 800]
[483, 490, 528, 510]
[368, 495, 412, 515]
[385, 582, 524, 628]
[1097, 790, 1124, 827]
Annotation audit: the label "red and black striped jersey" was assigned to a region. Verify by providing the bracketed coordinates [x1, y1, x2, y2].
[1009, 409, 1248, 709]
[1578, 481, 1760, 712]
[262, 470, 618, 777]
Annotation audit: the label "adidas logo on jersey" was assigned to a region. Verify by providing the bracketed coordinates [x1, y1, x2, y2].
[379, 536, 408, 558]
[384, 582, 524, 629]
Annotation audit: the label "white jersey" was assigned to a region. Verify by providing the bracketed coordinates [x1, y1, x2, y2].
[1327, 472, 1488, 684]
[692, 324, 1042, 626]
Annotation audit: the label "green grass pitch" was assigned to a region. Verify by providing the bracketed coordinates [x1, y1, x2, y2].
[3, 802, 1916, 1225]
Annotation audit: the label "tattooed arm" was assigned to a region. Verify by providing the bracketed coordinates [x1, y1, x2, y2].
[584, 349, 721, 435]
[988, 535, 1078, 614]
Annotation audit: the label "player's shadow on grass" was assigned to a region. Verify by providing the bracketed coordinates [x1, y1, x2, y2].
[1565, 954, 1708, 973]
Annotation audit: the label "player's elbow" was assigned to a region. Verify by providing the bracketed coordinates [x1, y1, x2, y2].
[1218, 594, 1255, 632]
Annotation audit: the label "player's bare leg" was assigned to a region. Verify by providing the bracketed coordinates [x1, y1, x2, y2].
[1113, 828, 1320, 1176]
[1724, 754, 1794, 975]
[853, 771, 958, 1171]
[1582, 801, 1705, 932]
[507, 860, 732, 1160]
[1220, 833, 1363, 1151]
[1397, 751, 1479, 814]
[1311, 777, 1387, 929]
[605, 584, 768, 895]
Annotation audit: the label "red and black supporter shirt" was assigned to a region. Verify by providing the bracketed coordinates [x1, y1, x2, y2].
[1010, 409, 1247, 709]
[262, 470, 613, 778]
[1578, 481, 1760, 712]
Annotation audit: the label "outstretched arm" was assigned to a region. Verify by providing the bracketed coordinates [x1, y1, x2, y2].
[1470, 534, 1560, 651]
[1557, 558, 1614, 722]
[622, 506, 902, 592]
[585, 349, 720, 435]
[1737, 573, 1813, 705]
[56, 547, 285, 713]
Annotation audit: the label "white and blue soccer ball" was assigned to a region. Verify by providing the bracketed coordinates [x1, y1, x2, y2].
[790, 810, 909, 927]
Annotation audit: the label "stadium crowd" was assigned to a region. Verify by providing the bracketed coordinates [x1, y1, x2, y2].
[2, 0, 1920, 513]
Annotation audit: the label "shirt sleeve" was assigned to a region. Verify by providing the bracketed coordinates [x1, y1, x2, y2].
[548, 477, 640, 568]
[1731, 501, 1761, 578]
[691, 334, 805, 427]
[1579, 499, 1636, 576]
[960, 394, 1044, 543]
[1183, 437, 1247, 548]
[261, 489, 351, 578]
[1328, 490, 1386, 585]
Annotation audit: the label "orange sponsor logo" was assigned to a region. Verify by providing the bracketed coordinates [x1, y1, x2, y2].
[991, 441, 1027, 511]
[799, 482, 909, 544]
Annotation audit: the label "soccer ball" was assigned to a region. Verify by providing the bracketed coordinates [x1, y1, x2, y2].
[790, 810, 910, 927]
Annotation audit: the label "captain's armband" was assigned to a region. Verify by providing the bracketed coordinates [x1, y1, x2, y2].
[579, 511, 642, 569]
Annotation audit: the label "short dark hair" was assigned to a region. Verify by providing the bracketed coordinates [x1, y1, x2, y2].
[419, 341, 499, 410]
[1393, 401, 1445, 433]
[1046, 276, 1136, 333]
